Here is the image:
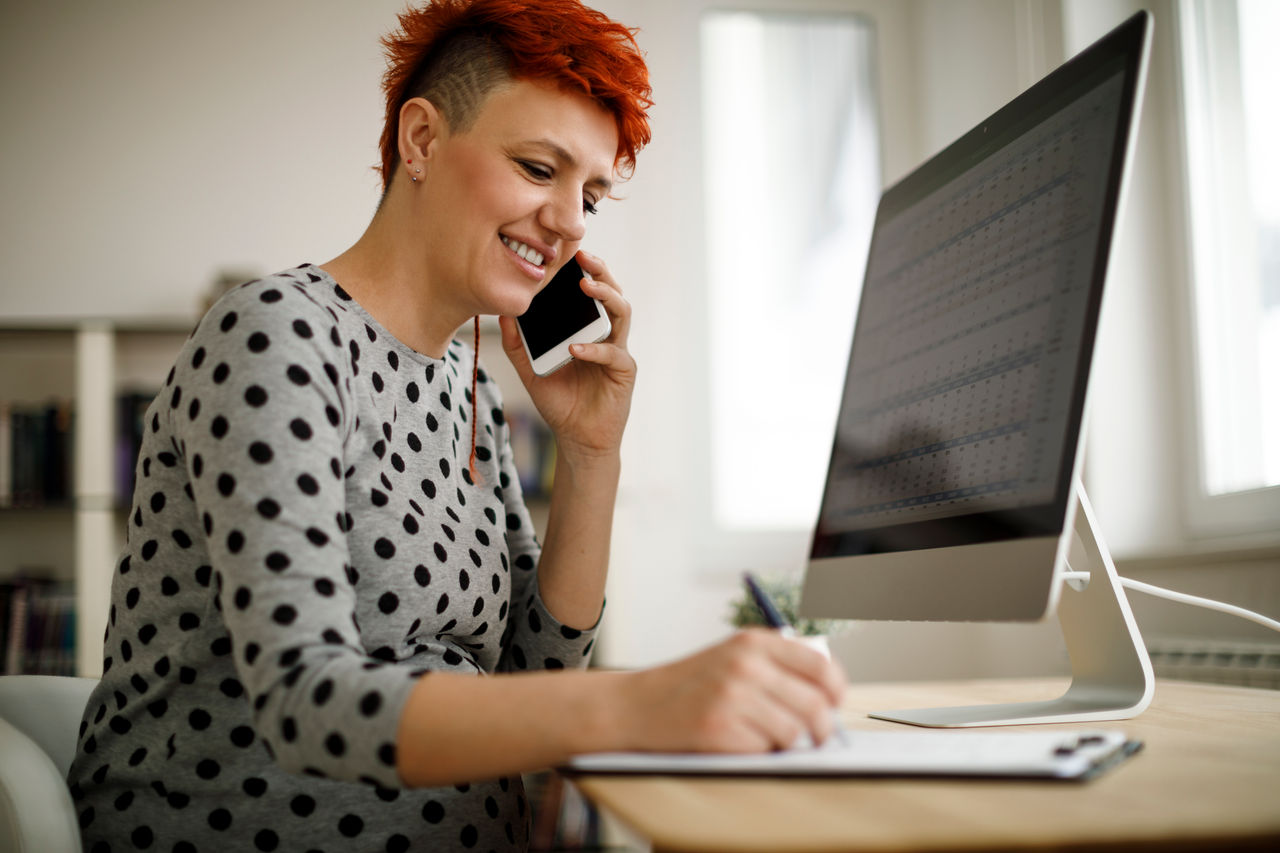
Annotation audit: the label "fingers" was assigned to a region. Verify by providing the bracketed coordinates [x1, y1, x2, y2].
[573, 249, 617, 292]
[567, 340, 636, 378]
[623, 630, 848, 755]
[497, 315, 536, 383]
[770, 633, 848, 708]
[698, 630, 846, 752]
[575, 250, 630, 343]
[738, 630, 846, 744]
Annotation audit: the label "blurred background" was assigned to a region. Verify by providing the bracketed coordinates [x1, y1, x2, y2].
[2, 0, 1277, 690]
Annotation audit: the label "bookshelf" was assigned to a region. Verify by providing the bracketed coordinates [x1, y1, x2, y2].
[0, 319, 193, 678]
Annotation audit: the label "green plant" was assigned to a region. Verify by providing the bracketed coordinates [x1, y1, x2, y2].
[726, 574, 842, 637]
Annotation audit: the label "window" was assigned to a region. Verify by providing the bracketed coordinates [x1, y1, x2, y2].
[1175, 0, 1280, 535]
[701, 11, 880, 528]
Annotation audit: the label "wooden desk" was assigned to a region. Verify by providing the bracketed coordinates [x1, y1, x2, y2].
[569, 679, 1280, 852]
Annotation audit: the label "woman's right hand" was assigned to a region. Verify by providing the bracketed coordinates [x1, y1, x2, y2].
[614, 629, 848, 753]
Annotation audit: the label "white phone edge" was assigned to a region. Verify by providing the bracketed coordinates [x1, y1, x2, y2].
[519, 300, 611, 376]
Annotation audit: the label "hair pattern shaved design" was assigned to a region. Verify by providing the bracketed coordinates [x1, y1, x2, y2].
[379, 0, 653, 190]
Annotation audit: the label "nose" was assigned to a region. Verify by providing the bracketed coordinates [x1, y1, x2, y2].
[540, 188, 587, 243]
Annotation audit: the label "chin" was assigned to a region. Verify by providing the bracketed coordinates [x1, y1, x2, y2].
[488, 282, 540, 318]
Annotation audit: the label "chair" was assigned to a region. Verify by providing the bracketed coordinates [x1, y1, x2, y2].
[0, 675, 99, 853]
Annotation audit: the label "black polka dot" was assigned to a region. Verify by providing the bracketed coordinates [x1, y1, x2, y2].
[244, 385, 268, 407]
[359, 691, 383, 717]
[338, 814, 363, 837]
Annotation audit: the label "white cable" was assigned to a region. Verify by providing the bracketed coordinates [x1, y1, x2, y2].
[1061, 570, 1280, 633]
[1117, 577, 1280, 634]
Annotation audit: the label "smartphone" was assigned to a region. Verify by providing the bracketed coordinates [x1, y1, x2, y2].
[516, 256, 611, 376]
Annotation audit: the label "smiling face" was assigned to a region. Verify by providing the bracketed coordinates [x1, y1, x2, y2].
[410, 79, 619, 320]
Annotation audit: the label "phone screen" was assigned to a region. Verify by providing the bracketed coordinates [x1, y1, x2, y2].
[517, 257, 601, 359]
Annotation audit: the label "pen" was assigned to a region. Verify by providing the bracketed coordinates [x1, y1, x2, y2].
[742, 572, 850, 747]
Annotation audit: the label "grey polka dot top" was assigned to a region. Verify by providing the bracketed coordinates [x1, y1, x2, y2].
[68, 264, 598, 853]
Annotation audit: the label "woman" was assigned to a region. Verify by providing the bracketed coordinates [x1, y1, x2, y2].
[68, 1, 847, 850]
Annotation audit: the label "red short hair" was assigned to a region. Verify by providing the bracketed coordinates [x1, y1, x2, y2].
[379, 0, 653, 189]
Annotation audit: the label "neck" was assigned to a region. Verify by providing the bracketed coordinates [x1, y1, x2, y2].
[320, 190, 472, 358]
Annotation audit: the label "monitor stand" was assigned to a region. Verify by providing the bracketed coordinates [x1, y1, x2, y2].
[870, 487, 1155, 727]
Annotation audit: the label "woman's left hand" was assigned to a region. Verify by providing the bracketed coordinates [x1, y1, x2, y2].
[499, 250, 635, 463]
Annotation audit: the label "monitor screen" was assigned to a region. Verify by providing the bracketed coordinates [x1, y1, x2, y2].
[799, 12, 1154, 725]
[810, 25, 1141, 561]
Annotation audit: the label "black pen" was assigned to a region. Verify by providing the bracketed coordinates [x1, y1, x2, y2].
[744, 571, 790, 631]
[742, 572, 850, 747]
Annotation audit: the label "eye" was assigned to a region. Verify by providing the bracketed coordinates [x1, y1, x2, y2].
[517, 160, 552, 181]
[583, 197, 599, 216]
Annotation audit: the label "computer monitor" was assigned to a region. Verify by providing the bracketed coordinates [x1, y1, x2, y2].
[799, 11, 1154, 726]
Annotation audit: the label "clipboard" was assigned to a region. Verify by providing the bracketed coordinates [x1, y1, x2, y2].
[566, 728, 1142, 782]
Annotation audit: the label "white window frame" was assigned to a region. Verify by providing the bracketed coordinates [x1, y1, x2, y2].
[1172, 0, 1280, 542]
[680, 0, 916, 580]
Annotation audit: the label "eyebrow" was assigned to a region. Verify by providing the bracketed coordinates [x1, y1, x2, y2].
[527, 138, 614, 194]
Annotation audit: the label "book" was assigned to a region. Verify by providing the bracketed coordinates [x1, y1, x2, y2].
[1, 576, 77, 676]
[3, 400, 74, 507]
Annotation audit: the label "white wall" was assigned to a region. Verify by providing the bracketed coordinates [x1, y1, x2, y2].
[1, 0, 405, 318]
[3, 0, 1273, 679]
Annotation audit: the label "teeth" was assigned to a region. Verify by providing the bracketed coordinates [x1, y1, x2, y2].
[502, 236, 544, 266]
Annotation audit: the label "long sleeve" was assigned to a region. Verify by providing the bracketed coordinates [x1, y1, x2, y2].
[173, 282, 416, 786]
[492, 414, 600, 674]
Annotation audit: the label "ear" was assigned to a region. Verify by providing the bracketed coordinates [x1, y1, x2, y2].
[398, 97, 447, 174]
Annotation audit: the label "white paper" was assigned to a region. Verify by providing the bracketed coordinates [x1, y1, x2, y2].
[567, 729, 1137, 780]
